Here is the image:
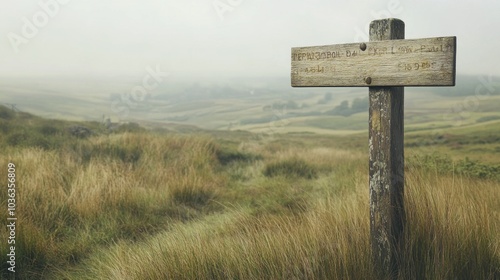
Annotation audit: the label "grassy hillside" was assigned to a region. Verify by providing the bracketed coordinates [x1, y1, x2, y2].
[0, 105, 499, 279]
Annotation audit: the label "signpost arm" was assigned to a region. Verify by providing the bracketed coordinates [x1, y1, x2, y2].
[368, 18, 405, 279]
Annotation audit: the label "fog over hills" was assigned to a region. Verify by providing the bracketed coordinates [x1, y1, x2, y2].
[1, 73, 498, 134]
[2, 1, 499, 132]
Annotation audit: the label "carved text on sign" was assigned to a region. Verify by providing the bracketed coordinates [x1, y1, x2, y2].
[291, 36, 456, 87]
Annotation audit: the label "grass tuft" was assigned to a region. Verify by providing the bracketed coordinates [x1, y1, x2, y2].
[263, 157, 318, 179]
[215, 148, 262, 165]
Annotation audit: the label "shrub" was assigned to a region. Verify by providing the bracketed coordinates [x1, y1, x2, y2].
[5, 130, 59, 150]
[68, 126, 93, 139]
[76, 142, 142, 164]
[408, 154, 500, 181]
[263, 158, 318, 179]
[171, 186, 216, 209]
[455, 157, 500, 180]
[39, 124, 60, 136]
[216, 149, 262, 165]
[6, 132, 29, 146]
[108, 145, 142, 164]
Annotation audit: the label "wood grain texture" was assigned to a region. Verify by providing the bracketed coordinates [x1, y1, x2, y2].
[368, 18, 405, 280]
[291, 36, 456, 87]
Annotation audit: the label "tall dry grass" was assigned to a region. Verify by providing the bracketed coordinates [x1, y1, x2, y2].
[0, 133, 227, 278]
[1, 130, 499, 279]
[401, 171, 500, 279]
[58, 145, 499, 279]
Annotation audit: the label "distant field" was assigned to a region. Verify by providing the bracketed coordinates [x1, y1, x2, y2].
[2, 76, 499, 137]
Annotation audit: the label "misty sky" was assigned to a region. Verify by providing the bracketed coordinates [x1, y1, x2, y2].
[2, 0, 499, 79]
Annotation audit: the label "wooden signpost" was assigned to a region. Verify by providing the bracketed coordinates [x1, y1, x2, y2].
[291, 18, 456, 278]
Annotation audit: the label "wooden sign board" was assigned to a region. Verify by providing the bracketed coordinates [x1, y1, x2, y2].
[291, 36, 456, 87]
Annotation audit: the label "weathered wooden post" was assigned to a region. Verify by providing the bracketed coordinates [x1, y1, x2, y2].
[368, 19, 405, 278]
[291, 18, 456, 278]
